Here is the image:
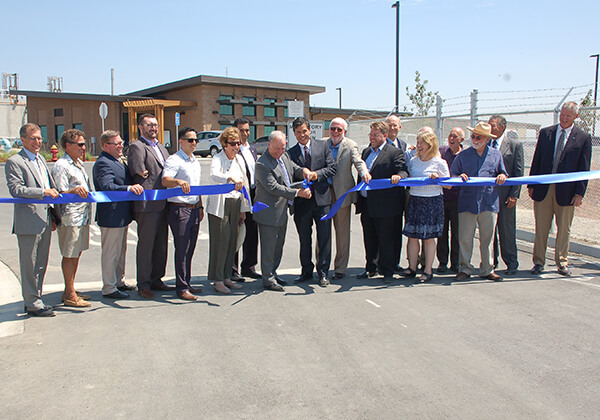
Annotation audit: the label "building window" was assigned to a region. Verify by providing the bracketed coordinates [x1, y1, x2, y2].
[220, 124, 230, 130]
[324, 120, 331, 130]
[264, 126, 275, 137]
[55, 124, 64, 142]
[264, 98, 276, 117]
[40, 126, 48, 143]
[284, 99, 294, 118]
[219, 95, 233, 115]
[54, 108, 64, 117]
[243, 96, 256, 116]
[73, 123, 83, 131]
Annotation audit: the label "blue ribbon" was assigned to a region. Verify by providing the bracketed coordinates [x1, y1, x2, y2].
[321, 170, 600, 221]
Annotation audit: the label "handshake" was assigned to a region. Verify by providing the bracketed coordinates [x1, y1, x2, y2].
[297, 168, 317, 199]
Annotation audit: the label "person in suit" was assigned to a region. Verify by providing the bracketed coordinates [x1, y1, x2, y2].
[288, 117, 337, 287]
[488, 115, 524, 276]
[93, 130, 143, 299]
[127, 113, 173, 298]
[5, 123, 59, 317]
[326, 117, 368, 280]
[385, 115, 407, 151]
[231, 117, 261, 281]
[254, 131, 313, 291]
[356, 121, 408, 284]
[529, 101, 592, 276]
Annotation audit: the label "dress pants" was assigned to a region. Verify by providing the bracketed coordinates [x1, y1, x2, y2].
[293, 197, 331, 277]
[458, 211, 497, 276]
[134, 208, 168, 290]
[17, 221, 52, 311]
[331, 188, 352, 276]
[533, 185, 575, 268]
[493, 198, 519, 270]
[240, 211, 259, 273]
[437, 199, 459, 268]
[208, 197, 241, 283]
[100, 226, 129, 295]
[168, 205, 201, 293]
[257, 222, 287, 287]
[360, 207, 396, 277]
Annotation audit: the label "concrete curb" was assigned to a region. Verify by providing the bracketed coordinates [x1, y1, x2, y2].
[0, 260, 24, 338]
[517, 229, 600, 260]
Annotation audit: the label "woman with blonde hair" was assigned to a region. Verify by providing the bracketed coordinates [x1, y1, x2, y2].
[401, 130, 449, 283]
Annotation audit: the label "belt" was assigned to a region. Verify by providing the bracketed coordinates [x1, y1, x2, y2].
[170, 202, 203, 209]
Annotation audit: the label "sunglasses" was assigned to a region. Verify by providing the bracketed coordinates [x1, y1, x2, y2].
[69, 141, 86, 147]
[106, 142, 123, 147]
[330, 127, 343, 132]
[184, 138, 199, 143]
[470, 134, 485, 141]
[227, 141, 241, 146]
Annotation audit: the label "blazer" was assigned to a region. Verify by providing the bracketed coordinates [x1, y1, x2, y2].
[529, 124, 592, 206]
[126, 138, 170, 213]
[497, 130, 524, 200]
[5, 149, 57, 235]
[287, 139, 336, 207]
[327, 137, 368, 208]
[253, 150, 305, 227]
[205, 150, 251, 219]
[355, 143, 408, 218]
[93, 151, 134, 228]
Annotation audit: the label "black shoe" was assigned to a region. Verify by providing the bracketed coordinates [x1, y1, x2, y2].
[275, 277, 288, 286]
[400, 268, 417, 278]
[319, 276, 330, 287]
[231, 273, 246, 282]
[436, 265, 448, 273]
[505, 268, 518, 276]
[416, 272, 433, 283]
[27, 307, 56, 317]
[265, 283, 284, 292]
[394, 265, 403, 274]
[531, 264, 543, 275]
[103, 290, 129, 299]
[557, 265, 571, 276]
[450, 265, 459, 274]
[383, 275, 393, 284]
[331, 272, 344, 280]
[357, 271, 376, 279]
[294, 274, 313, 283]
[117, 283, 136, 291]
[241, 270, 261, 279]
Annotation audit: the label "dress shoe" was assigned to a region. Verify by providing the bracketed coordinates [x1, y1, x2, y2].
[103, 290, 129, 299]
[383, 275, 393, 284]
[357, 271, 376, 279]
[436, 265, 448, 273]
[557, 265, 571, 276]
[482, 272, 503, 282]
[178, 290, 197, 301]
[265, 283, 284, 292]
[27, 307, 56, 317]
[531, 264, 544, 275]
[214, 282, 231, 294]
[224, 279, 243, 289]
[455, 272, 470, 281]
[294, 274, 313, 283]
[450, 266, 459, 274]
[319, 276, 330, 287]
[117, 282, 136, 291]
[63, 297, 91, 308]
[275, 277, 288, 286]
[505, 268, 518, 276]
[400, 268, 416, 278]
[138, 288, 155, 299]
[188, 285, 203, 294]
[417, 272, 433, 283]
[394, 265, 403, 274]
[150, 282, 175, 291]
[332, 272, 344, 280]
[231, 273, 246, 282]
[241, 270, 261, 279]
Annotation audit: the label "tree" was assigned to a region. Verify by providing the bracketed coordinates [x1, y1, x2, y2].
[404, 70, 438, 116]
[577, 89, 596, 134]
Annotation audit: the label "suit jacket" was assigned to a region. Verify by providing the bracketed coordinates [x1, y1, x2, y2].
[239, 144, 258, 200]
[497, 130, 524, 201]
[93, 151, 134, 228]
[253, 150, 305, 227]
[356, 143, 408, 218]
[126, 138, 170, 213]
[287, 139, 336, 207]
[387, 137, 407, 152]
[529, 124, 592, 206]
[327, 137, 368, 208]
[5, 149, 57, 235]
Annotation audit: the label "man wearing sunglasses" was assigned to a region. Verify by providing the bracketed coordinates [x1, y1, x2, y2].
[450, 122, 507, 282]
[325, 117, 369, 280]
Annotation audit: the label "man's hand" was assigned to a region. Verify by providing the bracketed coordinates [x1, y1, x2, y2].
[138, 170, 149, 178]
[391, 175, 401, 184]
[199, 208, 205, 222]
[44, 188, 59, 198]
[495, 174, 506, 185]
[528, 187, 534, 199]
[178, 179, 190, 194]
[71, 186, 88, 198]
[571, 194, 584, 206]
[506, 197, 517, 208]
[129, 184, 144, 195]
[362, 173, 372, 184]
[298, 188, 312, 199]
[239, 212, 246, 224]
[459, 173, 469, 182]
[228, 177, 243, 191]
[429, 173, 440, 179]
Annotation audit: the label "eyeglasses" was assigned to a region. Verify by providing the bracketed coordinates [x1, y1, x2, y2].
[184, 138, 199, 143]
[106, 142, 124, 147]
[143, 123, 159, 128]
[227, 141, 241, 146]
[470, 134, 485, 141]
[330, 127, 343, 132]
[69, 141, 86, 147]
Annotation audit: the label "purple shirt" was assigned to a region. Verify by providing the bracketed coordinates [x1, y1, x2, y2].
[440, 145, 461, 201]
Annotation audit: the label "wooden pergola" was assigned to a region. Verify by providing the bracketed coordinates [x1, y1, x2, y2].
[123, 98, 196, 144]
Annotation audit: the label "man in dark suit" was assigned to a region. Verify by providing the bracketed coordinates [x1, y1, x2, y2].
[231, 117, 261, 281]
[254, 131, 312, 291]
[356, 121, 408, 284]
[288, 117, 336, 287]
[127, 113, 173, 298]
[488, 115, 524, 276]
[529, 101, 592, 276]
[5, 123, 59, 317]
[93, 130, 143, 299]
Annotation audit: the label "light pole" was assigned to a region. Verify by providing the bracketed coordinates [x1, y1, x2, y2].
[391, 1, 400, 113]
[591, 54, 599, 136]
[336, 87, 342, 109]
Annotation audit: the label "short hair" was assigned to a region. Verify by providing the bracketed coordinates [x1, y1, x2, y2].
[562, 101, 580, 115]
[19, 123, 41, 139]
[178, 127, 196, 139]
[330, 117, 348, 130]
[386, 114, 401, 124]
[292, 117, 310, 132]
[138, 113, 156, 125]
[268, 130, 286, 143]
[370, 121, 389, 135]
[233, 117, 250, 128]
[100, 130, 120, 147]
[450, 127, 465, 139]
[60, 128, 85, 149]
[489, 115, 507, 129]
[416, 131, 439, 161]
[219, 127, 240, 148]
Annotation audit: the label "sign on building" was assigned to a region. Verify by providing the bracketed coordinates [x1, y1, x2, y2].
[287, 100, 304, 118]
[287, 121, 324, 149]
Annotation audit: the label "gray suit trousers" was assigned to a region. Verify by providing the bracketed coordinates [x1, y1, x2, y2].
[494, 199, 518, 270]
[258, 222, 287, 287]
[18, 221, 52, 311]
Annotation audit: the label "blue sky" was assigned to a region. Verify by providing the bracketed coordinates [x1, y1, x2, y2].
[3, 0, 600, 113]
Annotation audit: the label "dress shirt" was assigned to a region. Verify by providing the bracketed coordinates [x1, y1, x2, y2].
[51, 154, 91, 226]
[440, 145, 462, 201]
[492, 132, 504, 150]
[239, 144, 256, 187]
[555, 125, 573, 158]
[163, 149, 202, 205]
[22, 147, 50, 189]
[449, 146, 507, 214]
[140, 136, 165, 165]
[361, 143, 385, 197]
[300, 140, 312, 161]
[327, 139, 341, 185]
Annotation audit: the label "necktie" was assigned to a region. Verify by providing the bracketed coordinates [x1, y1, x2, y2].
[492, 139, 498, 149]
[35, 156, 50, 189]
[552, 129, 565, 173]
[278, 158, 291, 186]
[304, 145, 311, 169]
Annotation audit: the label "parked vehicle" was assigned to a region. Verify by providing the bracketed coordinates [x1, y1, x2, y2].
[194, 130, 222, 157]
[248, 135, 269, 155]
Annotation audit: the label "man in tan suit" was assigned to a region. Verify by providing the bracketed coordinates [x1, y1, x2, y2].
[326, 118, 369, 279]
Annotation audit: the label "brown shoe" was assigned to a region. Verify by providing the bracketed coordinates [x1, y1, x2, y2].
[138, 288, 155, 299]
[482, 272, 503, 282]
[224, 279, 243, 290]
[214, 281, 231, 294]
[63, 297, 91, 308]
[178, 290, 197, 301]
[188, 285, 203, 294]
[455, 272, 470, 281]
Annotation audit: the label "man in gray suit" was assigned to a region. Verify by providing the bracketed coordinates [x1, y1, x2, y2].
[326, 117, 369, 279]
[5, 123, 59, 317]
[488, 115, 524, 275]
[254, 131, 312, 291]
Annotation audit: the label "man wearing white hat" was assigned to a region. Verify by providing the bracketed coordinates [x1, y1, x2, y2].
[449, 122, 507, 282]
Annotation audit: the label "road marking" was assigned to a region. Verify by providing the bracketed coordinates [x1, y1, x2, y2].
[400, 323, 408, 328]
[560, 278, 600, 289]
[366, 299, 380, 308]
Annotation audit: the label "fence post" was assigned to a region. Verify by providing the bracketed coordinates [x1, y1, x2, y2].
[435, 94, 443, 140]
[470, 89, 478, 127]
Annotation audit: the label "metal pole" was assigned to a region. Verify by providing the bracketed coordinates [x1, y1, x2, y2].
[435, 94, 443, 140]
[336, 87, 342, 109]
[590, 54, 599, 136]
[392, 1, 400, 112]
[470, 89, 478, 128]
[111, 68, 114, 96]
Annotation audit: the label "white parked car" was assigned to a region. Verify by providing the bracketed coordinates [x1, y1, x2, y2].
[194, 130, 222, 157]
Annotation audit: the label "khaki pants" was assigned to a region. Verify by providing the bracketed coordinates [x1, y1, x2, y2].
[458, 211, 497, 276]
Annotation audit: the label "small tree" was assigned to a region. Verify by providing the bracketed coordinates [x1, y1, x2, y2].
[577, 89, 596, 134]
[405, 70, 438, 116]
